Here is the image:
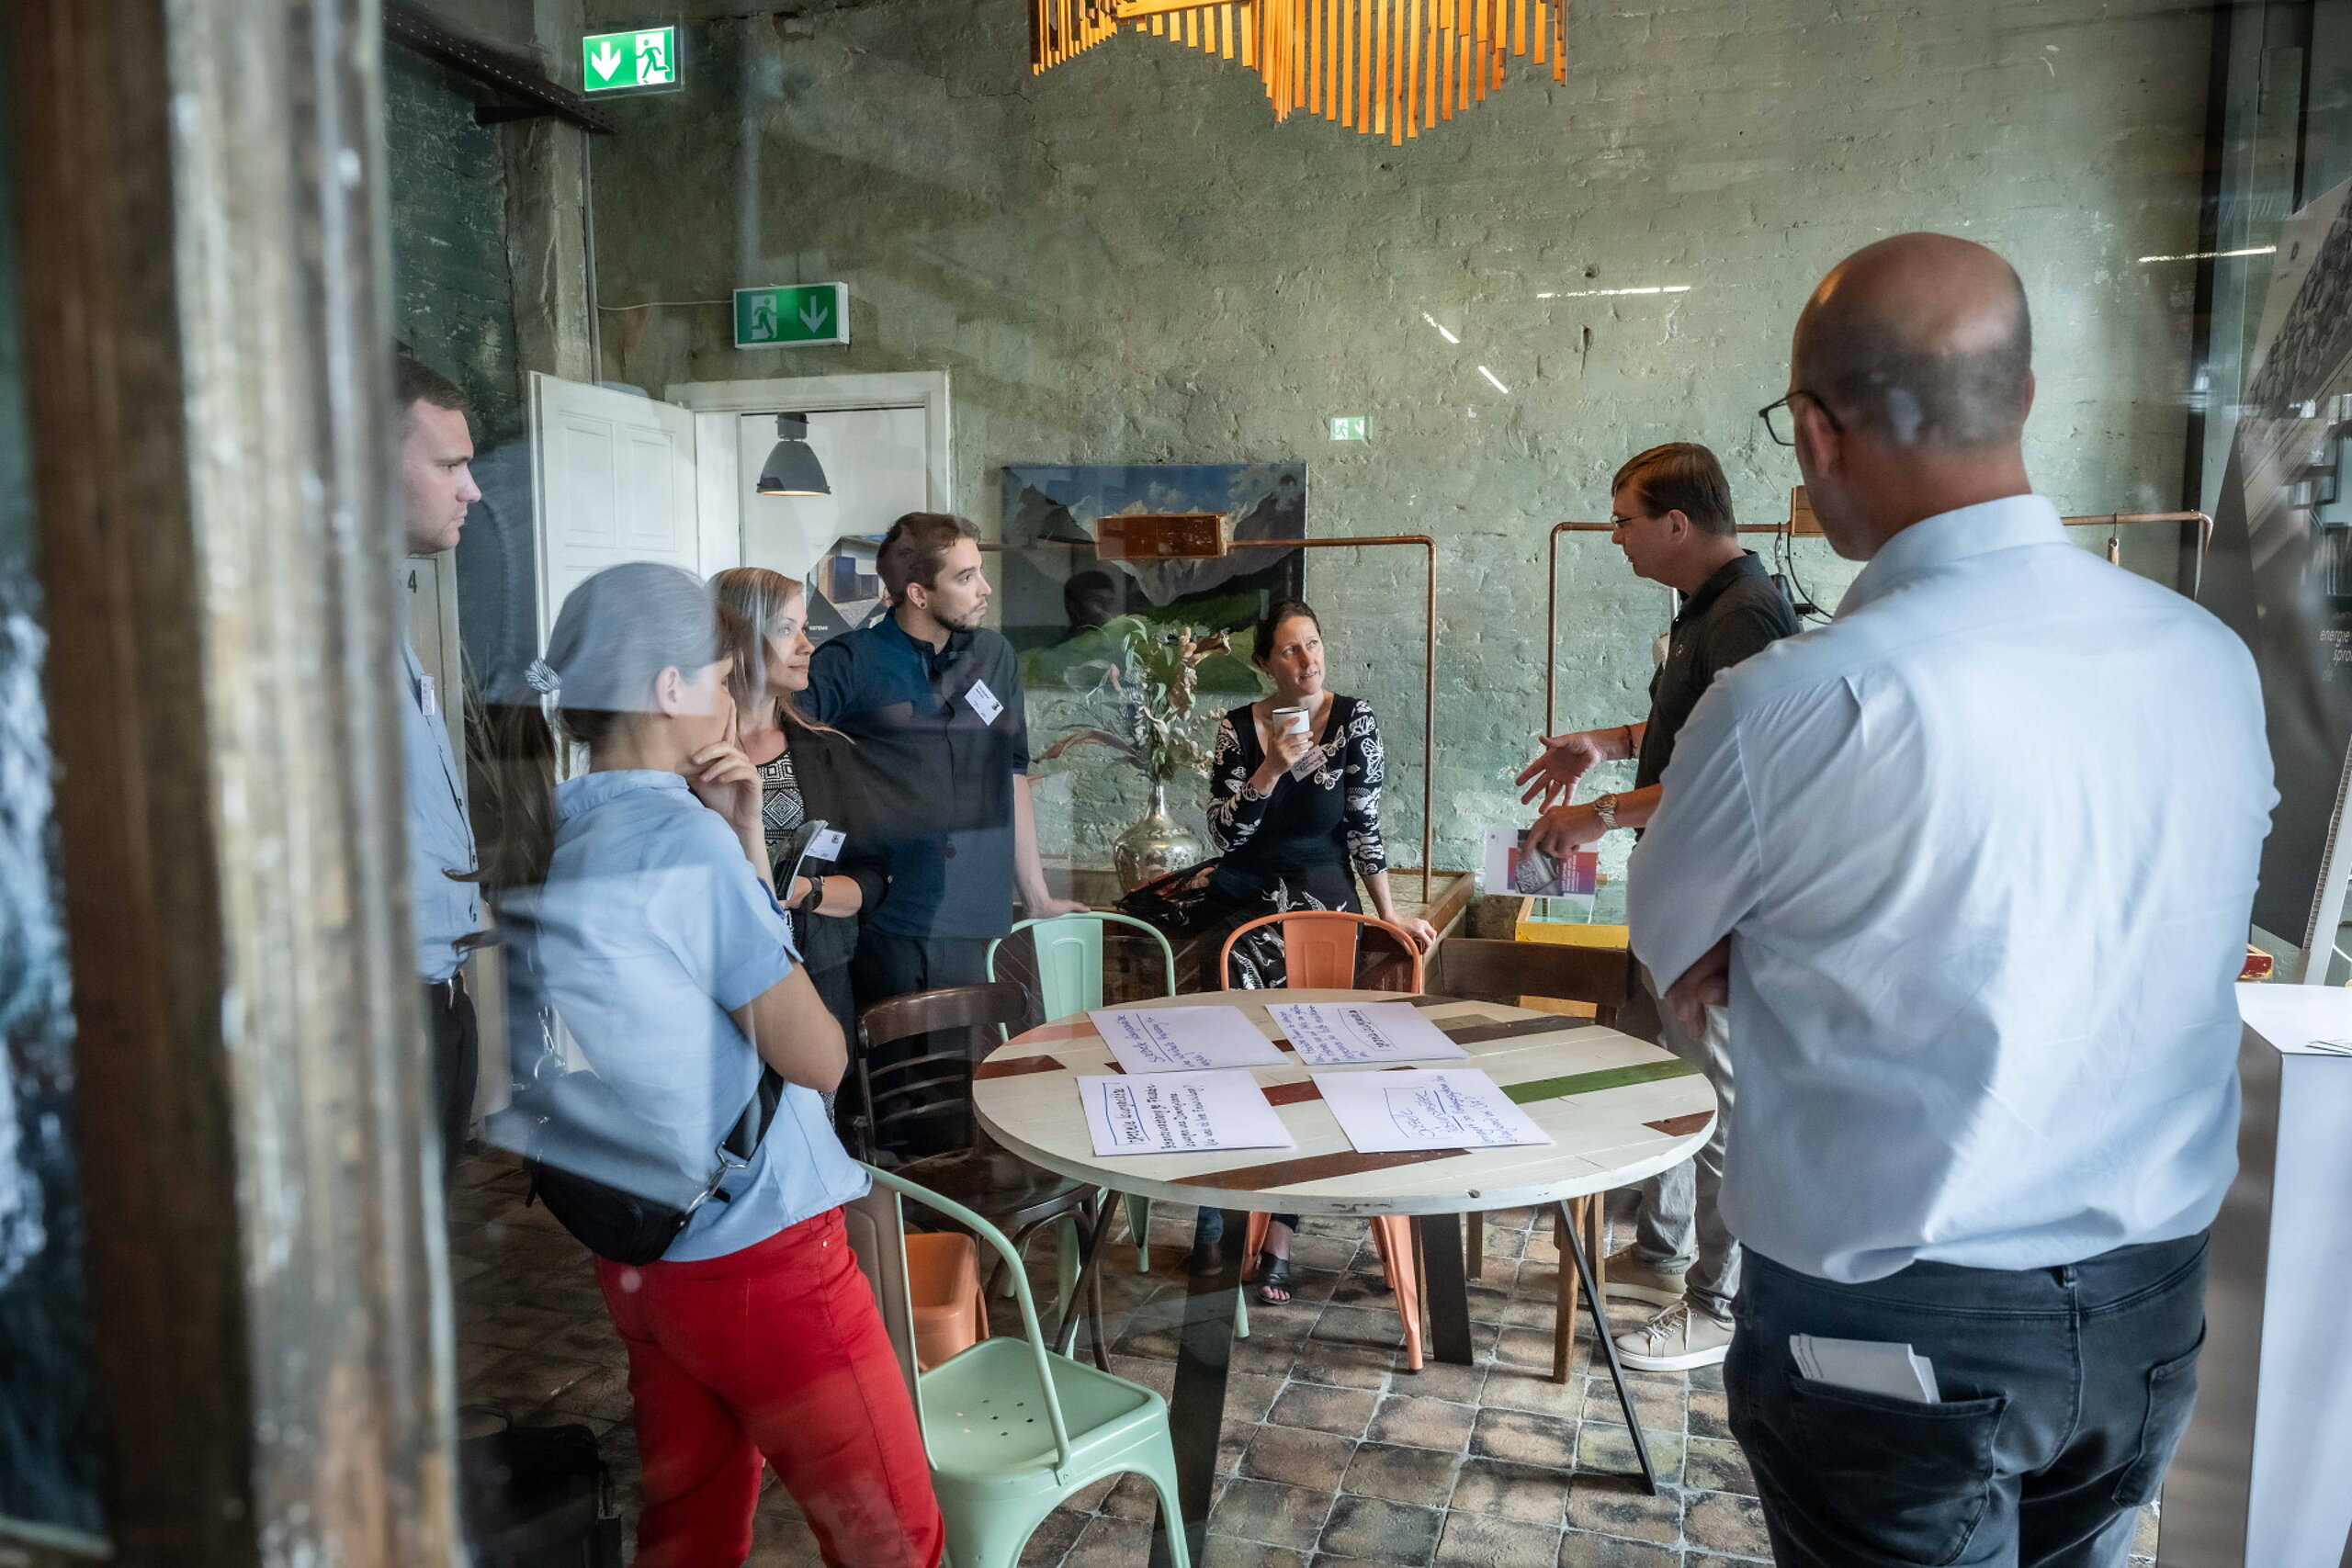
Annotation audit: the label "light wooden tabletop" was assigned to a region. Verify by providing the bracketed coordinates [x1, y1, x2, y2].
[971, 987, 1716, 1217]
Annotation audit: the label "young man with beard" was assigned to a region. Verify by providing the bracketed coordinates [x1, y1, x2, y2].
[801, 513, 1083, 1150]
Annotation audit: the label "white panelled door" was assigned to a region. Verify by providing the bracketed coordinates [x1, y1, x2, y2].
[529, 371, 701, 640]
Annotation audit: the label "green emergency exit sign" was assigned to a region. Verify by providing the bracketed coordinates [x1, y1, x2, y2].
[582, 27, 677, 93]
[734, 284, 850, 348]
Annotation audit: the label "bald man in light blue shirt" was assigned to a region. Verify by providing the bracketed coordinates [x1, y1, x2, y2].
[1633, 237, 2274, 1568]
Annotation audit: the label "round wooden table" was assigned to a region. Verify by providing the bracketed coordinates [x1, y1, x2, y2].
[972, 987, 1717, 1565]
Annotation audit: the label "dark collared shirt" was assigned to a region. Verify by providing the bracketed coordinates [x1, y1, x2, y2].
[801, 615, 1031, 942]
[1635, 550, 1800, 791]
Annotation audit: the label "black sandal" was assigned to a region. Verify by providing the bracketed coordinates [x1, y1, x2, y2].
[1257, 1256, 1295, 1303]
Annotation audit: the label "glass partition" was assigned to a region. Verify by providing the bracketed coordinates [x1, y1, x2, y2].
[368, 4, 2352, 1562]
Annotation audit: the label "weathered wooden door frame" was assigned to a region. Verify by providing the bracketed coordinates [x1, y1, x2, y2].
[5, 1, 461, 1564]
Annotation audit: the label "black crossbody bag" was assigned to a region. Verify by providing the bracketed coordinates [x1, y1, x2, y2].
[491, 1059, 784, 1267]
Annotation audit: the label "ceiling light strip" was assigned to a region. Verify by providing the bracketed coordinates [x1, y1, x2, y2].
[1535, 284, 1691, 299]
[2136, 245, 2276, 263]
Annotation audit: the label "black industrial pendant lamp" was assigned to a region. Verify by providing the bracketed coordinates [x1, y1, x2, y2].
[756, 412, 830, 496]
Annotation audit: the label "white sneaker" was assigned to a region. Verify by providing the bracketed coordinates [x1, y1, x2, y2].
[1601, 1246, 1688, 1307]
[1615, 1301, 1734, 1371]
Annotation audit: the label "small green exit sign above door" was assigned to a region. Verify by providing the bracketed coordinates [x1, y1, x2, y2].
[1329, 416, 1368, 441]
[734, 284, 850, 348]
[582, 27, 678, 93]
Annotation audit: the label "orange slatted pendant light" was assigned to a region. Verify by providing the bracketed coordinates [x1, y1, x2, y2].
[1032, 0, 1567, 144]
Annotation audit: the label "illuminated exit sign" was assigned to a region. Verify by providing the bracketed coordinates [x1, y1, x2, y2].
[582, 27, 678, 93]
[734, 284, 850, 348]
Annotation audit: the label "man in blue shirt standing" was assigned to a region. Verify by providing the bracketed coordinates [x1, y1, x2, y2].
[802, 513, 1083, 1148]
[394, 355, 483, 1174]
[1632, 237, 2274, 1568]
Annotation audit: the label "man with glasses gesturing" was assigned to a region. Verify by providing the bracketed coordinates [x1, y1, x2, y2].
[1516, 441, 1797, 1372]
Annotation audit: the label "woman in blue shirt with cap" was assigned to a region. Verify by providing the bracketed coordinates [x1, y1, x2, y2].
[478, 561, 941, 1568]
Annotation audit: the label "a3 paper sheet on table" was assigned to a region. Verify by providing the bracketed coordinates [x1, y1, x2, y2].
[1078, 1002, 1557, 1158]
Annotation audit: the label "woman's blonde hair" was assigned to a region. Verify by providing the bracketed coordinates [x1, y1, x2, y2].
[709, 566, 827, 736]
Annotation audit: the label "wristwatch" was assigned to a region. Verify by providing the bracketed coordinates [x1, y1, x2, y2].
[796, 877, 827, 916]
[1593, 793, 1621, 831]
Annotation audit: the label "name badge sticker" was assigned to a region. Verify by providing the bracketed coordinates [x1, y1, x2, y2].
[965, 678, 1005, 726]
[417, 672, 438, 717]
[807, 827, 846, 861]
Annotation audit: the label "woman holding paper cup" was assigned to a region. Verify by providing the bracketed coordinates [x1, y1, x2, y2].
[714, 567, 888, 1051]
[1197, 600, 1435, 1300]
[1203, 600, 1439, 966]
[1121, 599, 1434, 981]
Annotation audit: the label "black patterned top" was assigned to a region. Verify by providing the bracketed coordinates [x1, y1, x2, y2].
[758, 743, 805, 847]
[1205, 694, 1387, 881]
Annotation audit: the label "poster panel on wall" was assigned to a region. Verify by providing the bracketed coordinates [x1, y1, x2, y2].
[1000, 463, 1306, 694]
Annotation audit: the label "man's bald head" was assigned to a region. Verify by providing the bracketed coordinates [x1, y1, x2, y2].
[1793, 233, 2032, 453]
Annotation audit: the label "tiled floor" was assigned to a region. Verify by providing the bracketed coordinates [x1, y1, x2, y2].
[450, 1154, 2161, 1566]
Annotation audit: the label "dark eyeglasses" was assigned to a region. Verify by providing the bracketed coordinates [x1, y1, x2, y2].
[1758, 389, 1840, 447]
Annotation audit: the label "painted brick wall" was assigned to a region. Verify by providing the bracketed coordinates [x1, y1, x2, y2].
[587, 0, 2209, 874]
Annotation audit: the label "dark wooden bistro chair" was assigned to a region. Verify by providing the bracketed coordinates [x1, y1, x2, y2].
[1430, 937, 1636, 1382]
[853, 980, 1109, 1367]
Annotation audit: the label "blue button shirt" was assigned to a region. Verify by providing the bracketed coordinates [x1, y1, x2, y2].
[1630, 496, 2276, 1282]
[401, 636, 480, 983]
[531, 770, 866, 1261]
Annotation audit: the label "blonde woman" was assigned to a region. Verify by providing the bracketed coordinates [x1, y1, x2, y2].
[711, 566, 886, 1046]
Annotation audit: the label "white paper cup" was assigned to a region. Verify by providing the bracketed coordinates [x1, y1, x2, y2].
[1272, 705, 1309, 737]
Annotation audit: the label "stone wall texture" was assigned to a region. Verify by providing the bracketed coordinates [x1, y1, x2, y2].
[388, 46, 526, 440]
[585, 0, 2211, 872]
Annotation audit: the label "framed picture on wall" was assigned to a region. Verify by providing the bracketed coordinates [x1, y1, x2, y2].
[805, 534, 886, 643]
[1001, 462, 1306, 691]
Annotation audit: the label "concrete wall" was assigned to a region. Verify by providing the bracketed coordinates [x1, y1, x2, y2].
[386, 40, 557, 719]
[585, 0, 2211, 873]
[387, 44, 525, 440]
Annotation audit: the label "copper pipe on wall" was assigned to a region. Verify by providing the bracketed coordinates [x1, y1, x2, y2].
[2083, 512, 2215, 599]
[1542, 521, 1608, 737]
[1232, 535, 1439, 905]
[1541, 509, 2218, 739]
[1543, 519, 1785, 732]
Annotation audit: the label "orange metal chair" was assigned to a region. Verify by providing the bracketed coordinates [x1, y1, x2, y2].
[1216, 909, 1428, 993]
[1219, 909, 1430, 1369]
[1239, 1210, 1428, 1370]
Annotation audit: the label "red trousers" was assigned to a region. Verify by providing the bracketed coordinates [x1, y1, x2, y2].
[597, 1208, 944, 1568]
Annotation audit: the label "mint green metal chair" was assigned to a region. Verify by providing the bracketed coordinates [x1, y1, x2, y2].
[987, 912, 1177, 1275]
[851, 1162, 1191, 1568]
